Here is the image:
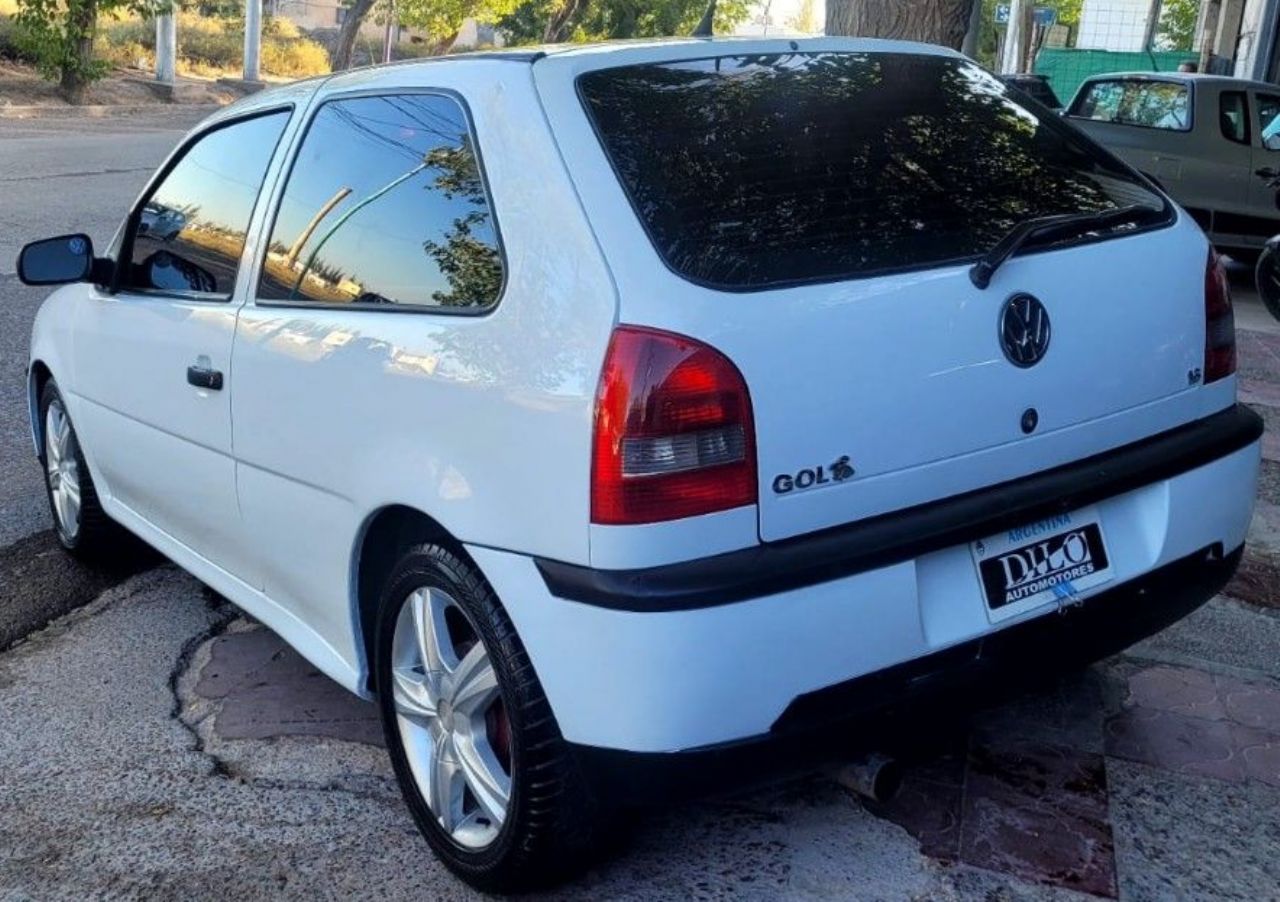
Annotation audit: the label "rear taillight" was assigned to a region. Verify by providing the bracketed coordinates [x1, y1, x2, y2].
[1205, 249, 1236, 384]
[591, 326, 757, 525]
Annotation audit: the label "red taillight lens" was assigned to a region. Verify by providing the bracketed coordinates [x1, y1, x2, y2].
[591, 326, 757, 525]
[1205, 249, 1236, 384]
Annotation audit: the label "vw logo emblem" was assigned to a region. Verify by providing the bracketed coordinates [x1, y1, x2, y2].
[999, 293, 1051, 368]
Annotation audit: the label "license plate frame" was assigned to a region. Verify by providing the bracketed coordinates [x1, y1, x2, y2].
[970, 506, 1114, 623]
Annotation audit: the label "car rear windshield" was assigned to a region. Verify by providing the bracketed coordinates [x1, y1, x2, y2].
[578, 52, 1169, 291]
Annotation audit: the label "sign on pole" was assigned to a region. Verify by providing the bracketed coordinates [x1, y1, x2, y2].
[995, 3, 1010, 24]
[1032, 5, 1057, 27]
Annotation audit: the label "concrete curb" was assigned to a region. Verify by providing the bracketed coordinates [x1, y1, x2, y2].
[0, 103, 224, 120]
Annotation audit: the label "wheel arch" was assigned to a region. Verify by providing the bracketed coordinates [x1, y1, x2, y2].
[351, 504, 469, 695]
[28, 359, 53, 458]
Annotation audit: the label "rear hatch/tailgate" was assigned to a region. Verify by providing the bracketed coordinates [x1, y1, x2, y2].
[536, 41, 1220, 543]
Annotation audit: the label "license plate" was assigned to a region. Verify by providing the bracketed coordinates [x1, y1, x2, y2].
[970, 506, 1113, 622]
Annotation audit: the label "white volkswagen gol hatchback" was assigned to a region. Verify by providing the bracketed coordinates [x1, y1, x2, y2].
[19, 38, 1263, 891]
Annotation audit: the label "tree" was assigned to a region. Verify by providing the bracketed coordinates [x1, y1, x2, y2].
[14, 0, 166, 102]
[499, 0, 750, 44]
[787, 0, 817, 33]
[421, 140, 503, 306]
[1157, 0, 1200, 50]
[825, 0, 975, 48]
[330, 0, 516, 70]
[331, 0, 378, 70]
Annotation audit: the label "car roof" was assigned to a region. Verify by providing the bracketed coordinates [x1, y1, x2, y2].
[1078, 71, 1275, 92]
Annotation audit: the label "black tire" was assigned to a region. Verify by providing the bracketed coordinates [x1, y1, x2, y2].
[1257, 240, 1280, 323]
[1225, 247, 1262, 267]
[374, 543, 608, 893]
[38, 379, 126, 558]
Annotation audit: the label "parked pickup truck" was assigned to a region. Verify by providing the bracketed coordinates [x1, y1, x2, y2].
[1067, 72, 1280, 259]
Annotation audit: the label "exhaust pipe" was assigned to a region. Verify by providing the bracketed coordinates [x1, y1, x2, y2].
[828, 753, 902, 804]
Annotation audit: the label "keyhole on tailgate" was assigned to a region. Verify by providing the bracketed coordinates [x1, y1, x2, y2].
[1021, 408, 1039, 435]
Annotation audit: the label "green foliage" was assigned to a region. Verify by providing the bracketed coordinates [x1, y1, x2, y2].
[422, 141, 502, 306]
[500, 0, 751, 44]
[13, 0, 165, 91]
[396, 0, 517, 46]
[1157, 0, 1199, 51]
[0, 13, 37, 62]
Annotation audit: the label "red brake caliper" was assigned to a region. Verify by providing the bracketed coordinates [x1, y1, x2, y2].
[486, 700, 512, 773]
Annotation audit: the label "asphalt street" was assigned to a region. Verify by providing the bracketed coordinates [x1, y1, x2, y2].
[0, 111, 198, 647]
[1, 111, 1280, 900]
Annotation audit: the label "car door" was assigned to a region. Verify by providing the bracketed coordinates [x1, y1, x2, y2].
[230, 86, 511, 661]
[71, 108, 291, 576]
[1249, 90, 1280, 239]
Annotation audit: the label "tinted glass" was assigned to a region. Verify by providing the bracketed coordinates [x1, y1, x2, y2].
[579, 53, 1166, 290]
[1221, 91, 1249, 144]
[258, 93, 502, 309]
[1072, 79, 1191, 131]
[126, 111, 289, 296]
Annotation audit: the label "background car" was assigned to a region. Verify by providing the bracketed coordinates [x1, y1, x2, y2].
[998, 73, 1063, 110]
[1065, 72, 1280, 260]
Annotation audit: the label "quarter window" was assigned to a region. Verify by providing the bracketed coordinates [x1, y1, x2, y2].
[258, 93, 502, 310]
[1220, 91, 1250, 144]
[123, 110, 289, 297]
[1072, 79, 1191, 131]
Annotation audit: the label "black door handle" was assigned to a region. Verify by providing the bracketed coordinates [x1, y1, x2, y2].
[1257, 167, 1280, 179]
[187, 365, 223, 391]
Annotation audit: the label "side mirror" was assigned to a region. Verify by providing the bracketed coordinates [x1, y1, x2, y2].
[1256, 235, 1280, 322]
[17, 234, 94, 286]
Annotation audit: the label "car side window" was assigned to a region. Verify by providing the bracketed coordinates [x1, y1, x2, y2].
[1259, 93, 1280, 150]
[257, 93, 503, 311]
[122, 110, 290, 298]
[1220, 91, 1250, 145]
[1071, 80, 1190, 132]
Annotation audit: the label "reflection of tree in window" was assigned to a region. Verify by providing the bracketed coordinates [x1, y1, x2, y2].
[260, 94, 502, 309]
[580, 53, 1159, 289]
[422, 140, 502, 306]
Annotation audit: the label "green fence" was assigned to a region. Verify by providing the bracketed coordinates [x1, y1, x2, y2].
[1034, 48, 1200, 106]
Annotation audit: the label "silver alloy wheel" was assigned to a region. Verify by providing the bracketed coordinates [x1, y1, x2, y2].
[391, 586, 511, 850]
[44, 399, 82, 540]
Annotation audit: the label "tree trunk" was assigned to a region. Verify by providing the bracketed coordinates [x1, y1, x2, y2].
[425, 30, 459, 55]
[331, 0, 377, 70]
[825, 0, 973, 50]
[59, 0, 97, 104]
[543, 0, 586, 42]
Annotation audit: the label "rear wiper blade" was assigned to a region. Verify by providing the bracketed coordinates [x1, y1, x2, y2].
[969, 204, 1155, 289]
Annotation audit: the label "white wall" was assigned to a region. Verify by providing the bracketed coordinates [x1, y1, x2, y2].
[1077, 0, 1152, 51]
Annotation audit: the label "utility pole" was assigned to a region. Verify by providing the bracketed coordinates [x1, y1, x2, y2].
[1199, 0, 1221, 73]
[243, 0, 262, 82]
[286, 188, 352, 268]
[155, 11, 176, 86]
[1142, 0, 1164, 50]
[1000, 0, 1028, 73]
[382, 0, 395, 63]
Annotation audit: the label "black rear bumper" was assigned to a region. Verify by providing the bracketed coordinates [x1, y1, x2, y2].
[569, 543, 1243, 806]
[539, 404, 1262, 612]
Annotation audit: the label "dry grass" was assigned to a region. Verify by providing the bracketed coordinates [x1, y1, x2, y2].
[97, 12, 330, 79]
